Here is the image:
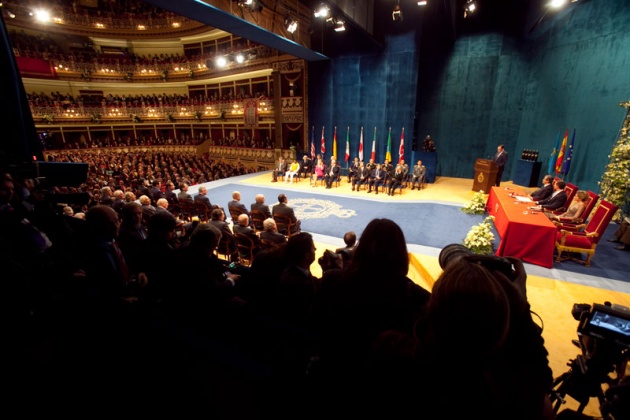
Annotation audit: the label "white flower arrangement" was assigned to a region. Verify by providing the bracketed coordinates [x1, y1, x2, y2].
[461, 190, 488, 215]
[463, 216, 496, 255]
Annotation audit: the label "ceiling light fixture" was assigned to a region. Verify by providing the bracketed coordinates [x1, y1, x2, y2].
[392, 1, 403, 22]
[285, 15, 298, 33]
[464, 0, 477, 18]
[314, 3, 330, 18]
[333, 20, 345, 32]
[417, 1, 428, 6]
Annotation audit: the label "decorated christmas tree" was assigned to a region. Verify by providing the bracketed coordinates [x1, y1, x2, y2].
[598, 101, 630, 222]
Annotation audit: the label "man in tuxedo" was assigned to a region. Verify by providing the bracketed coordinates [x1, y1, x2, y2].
[534, 180, 567, 211]
[529, 175, 554, 201]
[494, 144, 509, 186]
[272, 157, 287, 182]
[272, 193, 301, 234]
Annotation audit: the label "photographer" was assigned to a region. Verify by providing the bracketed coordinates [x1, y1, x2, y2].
[365, 245, 554, 419]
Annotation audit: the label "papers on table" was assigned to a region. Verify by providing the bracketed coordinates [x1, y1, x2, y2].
[514, 196, 533, 203]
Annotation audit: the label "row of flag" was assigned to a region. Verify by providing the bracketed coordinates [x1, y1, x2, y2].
[548, 128, 576, 176]
[310, 126, 405, 165]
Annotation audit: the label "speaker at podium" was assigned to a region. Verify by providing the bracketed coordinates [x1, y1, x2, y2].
[472, 158, 498, 192]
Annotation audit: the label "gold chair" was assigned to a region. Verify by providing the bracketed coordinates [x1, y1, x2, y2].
[250, 209, 267, 233]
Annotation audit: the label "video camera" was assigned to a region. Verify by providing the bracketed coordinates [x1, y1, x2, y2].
[550, 302, 630, 419]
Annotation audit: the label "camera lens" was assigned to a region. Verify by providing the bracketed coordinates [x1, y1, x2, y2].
[438, 243, 472, 270]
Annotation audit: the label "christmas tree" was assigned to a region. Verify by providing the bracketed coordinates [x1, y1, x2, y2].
[598, 101, 630, 222]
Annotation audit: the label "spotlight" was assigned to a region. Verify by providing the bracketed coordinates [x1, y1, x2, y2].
[325, 16, 336, 26]
[215, 56, 227, 68]
[333, 20, 345, 32]
[464, 0, 477, 18]
[285, 15, 298, 33]
[314, 3, 330, 18]
[392, 1, 403, 22]
[417, 1, 428, 6]
[235, 53, 245, 63]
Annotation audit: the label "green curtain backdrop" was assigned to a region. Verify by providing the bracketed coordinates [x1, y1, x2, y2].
[310, 0, 630, 192]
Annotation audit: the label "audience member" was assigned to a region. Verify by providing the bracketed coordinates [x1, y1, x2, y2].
[608, 216, 630, 251]
[250, 193, 272, 219]
[117, 202, 148, 273]
[260, 218, 286, 247]
[194, 186, 220, 210]
[209, 208, 238, 261]
[335, 231, 357, 262]
[233, 213, 261, 255]
[272, 193, 301, 235]
[227, 190, 250, 224]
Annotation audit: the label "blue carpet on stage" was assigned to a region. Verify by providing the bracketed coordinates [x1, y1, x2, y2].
[203, 182, 629, 285]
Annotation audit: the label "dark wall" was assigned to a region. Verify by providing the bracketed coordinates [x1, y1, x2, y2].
[416, 0, 630, 191]
[308, 28, 419, 165]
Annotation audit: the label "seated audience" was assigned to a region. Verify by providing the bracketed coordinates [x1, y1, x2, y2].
[272, 193, 301, 235]
[260, 218, 287, 247]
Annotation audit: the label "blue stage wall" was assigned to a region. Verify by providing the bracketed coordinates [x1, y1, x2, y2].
[310, 0, 630, 192]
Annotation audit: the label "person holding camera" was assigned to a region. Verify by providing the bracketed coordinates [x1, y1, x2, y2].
[367, 246, 554, 419]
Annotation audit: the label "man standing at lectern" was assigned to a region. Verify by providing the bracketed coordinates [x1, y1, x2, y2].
[493, 144, 508, 186]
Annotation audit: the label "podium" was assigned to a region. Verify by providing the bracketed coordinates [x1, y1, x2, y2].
[472, 158, 498, 192]
[513, 160, 542, 187]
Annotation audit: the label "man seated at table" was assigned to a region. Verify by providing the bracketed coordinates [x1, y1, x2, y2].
[528, 175, 554, 201]
[531, 180, 567, 211]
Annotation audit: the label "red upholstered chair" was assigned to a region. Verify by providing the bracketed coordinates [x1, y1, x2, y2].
[555, 182, 578, 213]
[555, 200, 618, 267]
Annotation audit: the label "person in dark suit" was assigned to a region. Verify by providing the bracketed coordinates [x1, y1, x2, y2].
[233, 214, 262, 256]
[148, 179, 163, 205]
[533, 180, 567, 211]
[272, 157, 287, 182]
[368, 163, 387, 194]
[250, 194, 272, 219]
[300, 155, 313, 179]
[260, 218, 287, 246]
[335, 230, 357, 262]
[194, 186, 219, 210]
[177, 182, 193, 204]
[164, 180, 179, 211]
[352, 161, 369, 191]
[209, 208, 238, 261]
[227, 190, 250, 224]
[348, 157, 361, 183]
[324, 158, 341, 189]
[272, 193, 301, 234]
[387, 164, 406, 196]
[529, 175, 554, 202]
[494, 144, 509, 186]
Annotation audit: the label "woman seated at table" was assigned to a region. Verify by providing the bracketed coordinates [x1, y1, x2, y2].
[545, 190, 589, 223]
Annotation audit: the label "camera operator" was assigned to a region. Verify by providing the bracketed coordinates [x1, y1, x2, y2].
[367, 245, 554, 419]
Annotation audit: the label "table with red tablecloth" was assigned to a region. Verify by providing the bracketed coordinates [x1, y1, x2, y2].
[486, 186, 556, 268]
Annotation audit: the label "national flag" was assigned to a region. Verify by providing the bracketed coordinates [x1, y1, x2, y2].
[332, 126, 338, 160]
[385, 127, 392, 162]
[555, 128, 569, 173]
[359, 127, 364, 162]
[398, 127, 405, 163]
[371, 127, 376, 161]
[310, 126, 315, 159]
[560, 128, 576, 175]
[345, 126, 350, 163]
[548, 131, 561, 175]
[320, 126, 326, 156]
